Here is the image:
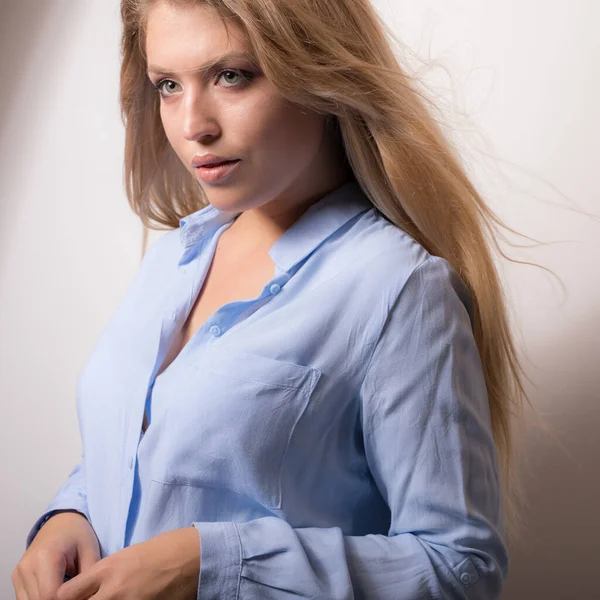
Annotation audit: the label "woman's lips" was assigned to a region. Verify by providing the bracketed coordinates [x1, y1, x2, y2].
[195, 159, 241, 183]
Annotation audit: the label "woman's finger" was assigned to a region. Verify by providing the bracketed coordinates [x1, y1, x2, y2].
[35, 554, 67, 600]
[12, 565, 32, 600]
[56, 569, 100, 600]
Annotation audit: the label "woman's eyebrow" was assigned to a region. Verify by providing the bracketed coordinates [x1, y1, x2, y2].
[147, 51, 256, 76]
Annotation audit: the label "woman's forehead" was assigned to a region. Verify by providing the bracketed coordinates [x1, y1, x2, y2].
[144, 2, 250, 69]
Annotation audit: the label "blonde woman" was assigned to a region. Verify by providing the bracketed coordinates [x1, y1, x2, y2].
[14, 1, 530, 599]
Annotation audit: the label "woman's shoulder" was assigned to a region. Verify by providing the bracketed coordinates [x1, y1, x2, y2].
[345, 209, 473, 320]
[341, 208, 431, 286]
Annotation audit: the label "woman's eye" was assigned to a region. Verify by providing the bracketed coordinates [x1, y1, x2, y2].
[154, 79, 179, 97]
[217, 69, 252, 88]
[152, 69, 253, 98]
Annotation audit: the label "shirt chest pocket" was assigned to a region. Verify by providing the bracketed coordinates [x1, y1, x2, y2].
[155, 349, 322, 510]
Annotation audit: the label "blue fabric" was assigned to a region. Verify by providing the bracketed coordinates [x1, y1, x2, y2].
[26, 180, 508, 599]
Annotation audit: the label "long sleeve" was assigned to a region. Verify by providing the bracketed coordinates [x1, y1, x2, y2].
[191, 255, 509, 600]
[26, 458, 91, 550]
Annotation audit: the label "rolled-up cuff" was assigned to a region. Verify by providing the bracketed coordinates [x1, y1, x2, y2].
[191, 521, 242, 600]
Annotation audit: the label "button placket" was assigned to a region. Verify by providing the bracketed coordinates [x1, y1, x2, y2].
[122, 259, 200, 546]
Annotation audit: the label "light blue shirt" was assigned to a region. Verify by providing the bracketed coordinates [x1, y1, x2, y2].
[26, 180, 508, 599]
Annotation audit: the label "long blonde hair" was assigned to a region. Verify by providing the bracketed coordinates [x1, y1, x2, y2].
[119, 0, 545, 548]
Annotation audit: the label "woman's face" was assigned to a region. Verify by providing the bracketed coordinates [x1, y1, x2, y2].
[145, 1, 348, 227]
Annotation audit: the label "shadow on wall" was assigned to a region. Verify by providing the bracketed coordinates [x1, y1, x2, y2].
[0, 2, 63, 137]
[503, 311, 600, 599]
[0, 1, 84, 241]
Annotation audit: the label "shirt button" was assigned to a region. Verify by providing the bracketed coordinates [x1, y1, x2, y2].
[171, 309, 177, 320]
[128, 456, 134, 469]
[269, 283, 281, 295]
[460, 573, 471, 585]
[209, 325, 221, 337]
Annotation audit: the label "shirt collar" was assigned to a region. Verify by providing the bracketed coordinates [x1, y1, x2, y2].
[178, 179, 373, 273]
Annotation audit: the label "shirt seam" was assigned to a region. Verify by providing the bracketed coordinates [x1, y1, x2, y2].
[359, 254, 435, 441]
[360, 254, 433, 396]
[232, 522, 243, 600]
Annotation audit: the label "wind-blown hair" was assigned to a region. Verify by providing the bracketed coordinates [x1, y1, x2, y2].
[119, 0, 541, 548]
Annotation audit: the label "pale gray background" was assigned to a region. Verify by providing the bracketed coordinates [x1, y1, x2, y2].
[2, 1, 598, 598]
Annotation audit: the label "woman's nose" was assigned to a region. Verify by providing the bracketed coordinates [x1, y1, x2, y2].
[181, 92, 221, 141]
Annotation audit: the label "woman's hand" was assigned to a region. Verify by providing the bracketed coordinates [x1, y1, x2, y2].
[13, 511, 101, 600]
[55, 526, 201, 600]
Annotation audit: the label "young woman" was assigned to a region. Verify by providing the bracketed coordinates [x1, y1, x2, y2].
[14, 1, 530, 599]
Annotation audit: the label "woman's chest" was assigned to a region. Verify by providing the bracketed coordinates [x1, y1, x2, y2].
[140, 250, 276, 434]
[154, 244, 277, 380]
[78, 233, 377, 511]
